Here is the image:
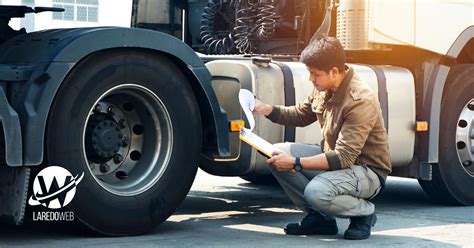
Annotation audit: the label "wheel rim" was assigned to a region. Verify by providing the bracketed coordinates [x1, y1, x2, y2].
[82, 84, 173, 196]
[455, 99, 474, 177]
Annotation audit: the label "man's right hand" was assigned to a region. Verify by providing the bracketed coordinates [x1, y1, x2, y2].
[253, 99, 273, 116]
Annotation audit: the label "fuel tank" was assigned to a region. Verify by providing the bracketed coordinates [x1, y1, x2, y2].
[202, 59, 415, 176]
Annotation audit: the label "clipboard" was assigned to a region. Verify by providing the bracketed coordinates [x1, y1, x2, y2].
[239, 128, 296, 173]
[239, 128, 275, 158]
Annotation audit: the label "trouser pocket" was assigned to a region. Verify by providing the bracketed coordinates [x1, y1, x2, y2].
[351, 165, 381, 199]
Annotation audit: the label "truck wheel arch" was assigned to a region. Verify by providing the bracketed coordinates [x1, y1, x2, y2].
[447, 26, 474, 60]
[0, 27, 229, 166]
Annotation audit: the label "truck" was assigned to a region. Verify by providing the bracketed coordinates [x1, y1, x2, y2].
[0, 0, 472, 236]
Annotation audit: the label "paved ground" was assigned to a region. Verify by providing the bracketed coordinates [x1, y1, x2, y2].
[0, 169, 473, 247]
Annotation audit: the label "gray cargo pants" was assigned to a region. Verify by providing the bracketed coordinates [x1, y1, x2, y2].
[269, 143, 382, 220]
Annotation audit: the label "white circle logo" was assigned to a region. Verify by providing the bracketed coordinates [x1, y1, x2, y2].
[28, 166, 84, 209]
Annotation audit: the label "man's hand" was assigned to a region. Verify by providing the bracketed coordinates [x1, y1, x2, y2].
[266, 150, 296, 171]
[253, 99, 273, 116]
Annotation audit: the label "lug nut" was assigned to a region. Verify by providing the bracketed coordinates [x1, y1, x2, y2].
[113, 154, 124, 164]
[94, 104, 102, 113]
[108, 106, 114, 115]
[118, 119, 127, 129]
[100, 163, 110, 173]
[121, 137, 129, 147]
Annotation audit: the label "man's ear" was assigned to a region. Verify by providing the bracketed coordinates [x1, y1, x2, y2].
[330, 67, 339, 80]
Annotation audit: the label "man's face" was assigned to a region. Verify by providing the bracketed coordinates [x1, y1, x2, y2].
[306, 66, 338, 91]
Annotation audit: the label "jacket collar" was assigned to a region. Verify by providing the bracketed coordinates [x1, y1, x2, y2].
[328, 65, 353, 106]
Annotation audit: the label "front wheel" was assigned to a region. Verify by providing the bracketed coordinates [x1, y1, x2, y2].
[45, 50, 202, 235]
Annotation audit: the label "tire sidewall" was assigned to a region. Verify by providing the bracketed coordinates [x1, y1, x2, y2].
[46, 51, 202, 235]
[439, 65, 474, 205]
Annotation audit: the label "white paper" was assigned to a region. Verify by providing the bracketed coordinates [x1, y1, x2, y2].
[238, 89, 281, 158]
[238, 89, 256, 131]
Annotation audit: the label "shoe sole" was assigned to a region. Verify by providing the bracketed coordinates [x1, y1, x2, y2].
[284, 227, 338, 236]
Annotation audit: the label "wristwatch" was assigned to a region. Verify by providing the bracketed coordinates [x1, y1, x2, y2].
[293, 157, 303, 172]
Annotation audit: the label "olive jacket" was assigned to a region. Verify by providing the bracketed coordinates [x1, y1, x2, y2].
[266, 67, 392, 180]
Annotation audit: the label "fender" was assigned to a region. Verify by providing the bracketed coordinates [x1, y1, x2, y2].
[0, 27, 229, 166]
[447, 26, 474, 59]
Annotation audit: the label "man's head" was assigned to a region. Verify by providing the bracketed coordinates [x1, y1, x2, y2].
[300, 36, 347, 92]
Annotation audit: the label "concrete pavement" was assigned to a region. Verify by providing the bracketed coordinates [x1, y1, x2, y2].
[0, 169, 473, 247]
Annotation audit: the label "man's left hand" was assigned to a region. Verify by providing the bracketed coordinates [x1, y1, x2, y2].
[266, 150, 296, 171]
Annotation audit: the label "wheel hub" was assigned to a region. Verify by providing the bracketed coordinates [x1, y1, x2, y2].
[86, 114, 124, 163]
[456, 99, 474, 176]
[82, 84, 173, 196]
[93, 120, 122, 160]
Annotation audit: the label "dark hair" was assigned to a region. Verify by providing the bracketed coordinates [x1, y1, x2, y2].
[299, 36, 346, 73]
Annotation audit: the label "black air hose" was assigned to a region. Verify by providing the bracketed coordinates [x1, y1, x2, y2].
[233, 0, 258, 53]
[256, 0, 278, 40]
[200, 0, 235, 54]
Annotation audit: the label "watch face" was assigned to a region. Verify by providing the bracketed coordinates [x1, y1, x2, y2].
[294, 164, 302, 171]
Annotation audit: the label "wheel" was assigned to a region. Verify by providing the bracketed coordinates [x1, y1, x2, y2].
[419, 64, 474, 205]
[45, 50, 202, 235]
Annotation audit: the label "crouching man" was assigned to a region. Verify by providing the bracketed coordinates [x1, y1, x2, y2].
[253, 36, 391, 240]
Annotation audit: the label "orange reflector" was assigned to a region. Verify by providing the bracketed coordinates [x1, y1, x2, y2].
[416, 121, 429, 131]
[230, 120, 245, 132]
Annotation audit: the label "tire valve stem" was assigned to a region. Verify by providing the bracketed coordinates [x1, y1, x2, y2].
[108, 106, 114, 115]
[114, 154, 124, 164]
[100, 163, 110, 173]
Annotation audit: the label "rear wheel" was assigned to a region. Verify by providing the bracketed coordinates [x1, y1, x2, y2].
[419, 64, 474, 205]
[46, 50, 202, 235]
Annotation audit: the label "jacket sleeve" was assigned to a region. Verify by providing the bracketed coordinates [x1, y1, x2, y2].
[265, 90, 317, 127]
[324, 99, 378, 170]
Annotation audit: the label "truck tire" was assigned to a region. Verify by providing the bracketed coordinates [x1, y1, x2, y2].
[45, 50, 202, 235]
[419, 64, 474, 205]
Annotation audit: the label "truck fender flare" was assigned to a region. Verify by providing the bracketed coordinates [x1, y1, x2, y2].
[12, 27, 228, 166]
[446, 25, 474, 59]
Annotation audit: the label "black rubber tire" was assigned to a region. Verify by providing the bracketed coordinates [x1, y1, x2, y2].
[45, 50, 202, 235]
[419, 64, 474, 205]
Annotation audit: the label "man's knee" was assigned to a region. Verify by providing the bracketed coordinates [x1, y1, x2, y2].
[273, 142, 293, 155]
[304, 179, 335, 211]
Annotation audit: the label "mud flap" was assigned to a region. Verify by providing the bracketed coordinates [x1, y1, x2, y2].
[0, 166, 30, 225]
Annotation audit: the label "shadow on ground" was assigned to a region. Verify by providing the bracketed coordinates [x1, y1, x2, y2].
[0, 176, 471, 247]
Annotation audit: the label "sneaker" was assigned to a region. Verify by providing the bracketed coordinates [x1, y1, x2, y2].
[284, 209, 338, 235]
[344, 213, 377, 240]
